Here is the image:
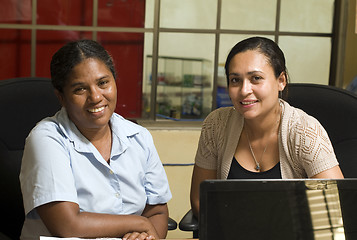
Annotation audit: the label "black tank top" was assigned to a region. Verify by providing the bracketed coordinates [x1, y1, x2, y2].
[227, 156, 282, 179]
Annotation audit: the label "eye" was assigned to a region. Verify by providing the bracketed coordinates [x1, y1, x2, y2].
[251, 75, 263, 82]
[73, 86, 86, 94]
[229, 77, 241, 85]
[98, 79, 110, 88]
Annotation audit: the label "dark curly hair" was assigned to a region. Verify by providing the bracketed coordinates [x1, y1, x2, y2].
[50, 39, 116, 92]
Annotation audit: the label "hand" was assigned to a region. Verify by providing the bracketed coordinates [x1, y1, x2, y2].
[122, 231, 156, 240]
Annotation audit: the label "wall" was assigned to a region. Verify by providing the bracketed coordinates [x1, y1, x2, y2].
[148, 128, 201, 239]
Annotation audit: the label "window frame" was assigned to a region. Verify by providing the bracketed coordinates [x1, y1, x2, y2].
[0, 0, 348, 121]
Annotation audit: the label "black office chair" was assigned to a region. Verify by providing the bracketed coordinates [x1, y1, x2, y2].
[179, 83, 357, 237]
[285, 83, 357, 177]
[0, 77, 61, 239]
[0, 77, 177, 239]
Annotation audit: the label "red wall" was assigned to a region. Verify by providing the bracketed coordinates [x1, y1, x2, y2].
[0, 0, 145, 118]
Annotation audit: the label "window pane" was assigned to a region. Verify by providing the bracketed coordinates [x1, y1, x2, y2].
[145, 33, 215, 120]
[160, 0, 217, 29]
[279, 36, 331, 85]
[0, 0, 31, 24]
[221, 0, 277, 31]
[98, 32, 145, 119]
[280, 0, 334, 33]
[0, 29, 31, 80]
[37, 0, 93, 26]
[98, 0, 145, 27]
[219, 34, 275, 65]
[36, 30, 91, 79]
[142, 33, 153, 118]
[145, 0, 155, 28]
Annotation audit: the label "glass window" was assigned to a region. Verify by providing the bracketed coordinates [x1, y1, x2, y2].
[97, 0, 145, 27]
[0, 0, 344, 121]
[159, 33, 215, 61]
[36, 30, 91, 78]
[279, 36, 331, 85]
[142, 33, 215, 120]
[37, 0, 93, 26]
[160, 0, 217, 29]
[0, 29, 31, 80]
[142, 33, 153, 118]
[280, 0, 334, 33]
[158, 33, 215, 117]
[0, 0, 31, 24]
[221, 0, 277, 31]
[97, 32, 145, 118]
[145, 0, 155, 28]
[219, 34, 275, 65]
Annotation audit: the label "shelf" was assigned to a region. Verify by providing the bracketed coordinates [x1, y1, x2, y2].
[143, 55, 213, 120]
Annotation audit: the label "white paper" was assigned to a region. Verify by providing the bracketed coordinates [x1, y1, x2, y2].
[40, 236, 121, 240]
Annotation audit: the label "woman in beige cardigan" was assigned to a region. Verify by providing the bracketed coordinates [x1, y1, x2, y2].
[190, 36, 344, 217]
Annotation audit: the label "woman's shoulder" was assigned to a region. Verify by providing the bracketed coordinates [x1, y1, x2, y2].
[280, 100, 337, 177]
[282, 100, 322, 128]
[30, 110, 63, 134]
[204, 106, 236, 124]
[25, 110, 70, 148]
[111, 113, 149, 136]
[200, 106, 241, 140]
[281, 100, 330, 145]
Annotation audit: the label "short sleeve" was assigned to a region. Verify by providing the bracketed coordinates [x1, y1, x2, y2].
[194, 110, 222, 170]
[20, 125, 78, 215]
[142, 129, 172, 205]
[288, 110, 339, 177]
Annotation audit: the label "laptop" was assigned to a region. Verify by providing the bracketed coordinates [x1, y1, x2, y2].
[199, 179, 357, 240]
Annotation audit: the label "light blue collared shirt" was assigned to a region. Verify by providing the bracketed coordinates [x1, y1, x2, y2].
[20, 108, 172, 240]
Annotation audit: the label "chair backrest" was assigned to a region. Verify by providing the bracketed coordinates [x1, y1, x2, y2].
[0, 77, 61, 239]
[286, 83, 357, 178]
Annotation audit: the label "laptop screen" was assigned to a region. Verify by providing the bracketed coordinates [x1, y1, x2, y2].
[199, 179, 357, 240]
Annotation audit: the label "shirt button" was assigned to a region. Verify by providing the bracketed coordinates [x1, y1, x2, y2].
[109, 170, 114, 174]
[115, 193, 120, 198]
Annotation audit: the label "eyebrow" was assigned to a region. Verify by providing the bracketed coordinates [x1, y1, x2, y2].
[69, 81, 84, 88]
[229, 70, 264, 77]
[68, 75, 110, 88]
[95, 75, 110, 82]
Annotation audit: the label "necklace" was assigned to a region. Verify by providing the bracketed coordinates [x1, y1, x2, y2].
[245, 131, 267, 171]
[245, 104, 282, 171]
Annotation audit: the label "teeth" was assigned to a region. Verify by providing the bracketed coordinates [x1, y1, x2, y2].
[88, 106, 105, 113]
[241, 101, 256, 105]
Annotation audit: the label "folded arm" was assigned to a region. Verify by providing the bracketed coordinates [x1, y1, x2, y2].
[142, 203, 168, 238]
[37, 201, 159, 239]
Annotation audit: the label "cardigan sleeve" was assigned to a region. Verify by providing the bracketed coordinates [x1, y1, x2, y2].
[195, 110, 220, 170]
[194, 108, 231, 170]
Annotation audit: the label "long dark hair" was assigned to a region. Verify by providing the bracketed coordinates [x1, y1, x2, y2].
[50, 39, 116, 92]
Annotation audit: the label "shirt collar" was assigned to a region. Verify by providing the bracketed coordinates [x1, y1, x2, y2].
[55, 107, 141, 155]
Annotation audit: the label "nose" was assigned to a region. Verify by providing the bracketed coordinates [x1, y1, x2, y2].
[240, 79, 252, 95]
[88, 86, 102, 103]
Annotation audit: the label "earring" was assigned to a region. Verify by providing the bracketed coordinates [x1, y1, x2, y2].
[279, 91, 282, 99]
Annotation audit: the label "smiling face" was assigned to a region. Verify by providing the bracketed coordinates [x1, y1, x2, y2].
[228, 50, 286, 120]
[56, 58, 117, 134]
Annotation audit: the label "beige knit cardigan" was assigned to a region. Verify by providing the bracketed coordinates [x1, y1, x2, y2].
[195, 100, 339, 179]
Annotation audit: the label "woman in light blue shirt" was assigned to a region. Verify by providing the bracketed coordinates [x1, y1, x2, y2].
[20, 39, 172, 240]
